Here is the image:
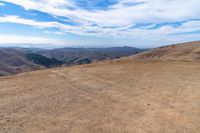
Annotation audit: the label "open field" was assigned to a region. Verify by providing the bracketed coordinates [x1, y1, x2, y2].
[0, 58, 200, 133]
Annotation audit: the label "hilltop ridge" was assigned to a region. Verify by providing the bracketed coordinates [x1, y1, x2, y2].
[135, 41, 200, 61]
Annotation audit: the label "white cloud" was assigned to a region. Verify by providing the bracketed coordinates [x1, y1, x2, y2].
[0, 0, 199, 47]
[0, 34, 61, 44]
[0, 15, 85, 35]
[0, 15, 200, 37]
[2, 0, 200, 27]
[0, 2, 5, 6]
[0, 15, 56, 28]
[0, 34, 103, 48]
[44, 31, 64, 35]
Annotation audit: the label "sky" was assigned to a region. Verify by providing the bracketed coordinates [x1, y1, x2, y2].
[0, 0, 200, 48]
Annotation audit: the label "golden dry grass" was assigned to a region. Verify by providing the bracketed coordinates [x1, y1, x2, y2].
[135, 41, 200, 61]
[0, 58, 200, 133]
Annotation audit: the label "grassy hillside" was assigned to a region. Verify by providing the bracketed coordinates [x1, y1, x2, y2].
[135, 41, 200, 61]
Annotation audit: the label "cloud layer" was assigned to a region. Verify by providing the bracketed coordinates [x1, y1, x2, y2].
[0, 0, 200, 47]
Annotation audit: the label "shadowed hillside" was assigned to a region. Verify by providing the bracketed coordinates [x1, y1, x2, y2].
[38, 47, 145, 65]
[0, 48, 43, 76]
[25, 53, 64, 67]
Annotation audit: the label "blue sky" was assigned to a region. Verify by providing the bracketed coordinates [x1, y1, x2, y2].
[0, 0, 200, 48]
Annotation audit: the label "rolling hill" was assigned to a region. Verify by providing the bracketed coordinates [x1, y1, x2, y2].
[0, 41, 200, 133]
[135, 41, 200, 61]
[0, 48, 65, 76]
[0, 48, 43, 76]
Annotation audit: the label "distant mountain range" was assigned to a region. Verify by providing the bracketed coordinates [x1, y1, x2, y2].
[36, 47, 145, 65]
[0, 46, 146, 76]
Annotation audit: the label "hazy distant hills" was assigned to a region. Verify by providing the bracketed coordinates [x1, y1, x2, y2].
[37, 47, 145, 65]
[0, 46, 145, 76]
[0, 48, 43, 76]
